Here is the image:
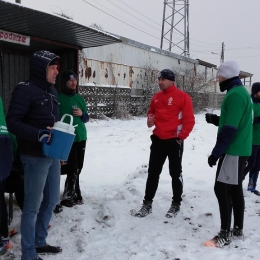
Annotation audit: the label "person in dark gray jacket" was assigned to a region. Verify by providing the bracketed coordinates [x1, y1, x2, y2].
[6, 50, 62, 260]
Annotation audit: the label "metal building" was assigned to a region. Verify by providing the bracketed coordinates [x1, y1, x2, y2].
[80, 35, 218, 93]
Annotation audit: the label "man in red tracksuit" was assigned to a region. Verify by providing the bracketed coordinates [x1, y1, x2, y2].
[135, 69, 195, 218]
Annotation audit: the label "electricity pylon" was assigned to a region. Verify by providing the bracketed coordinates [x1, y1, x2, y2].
[160, 0, 190, 57]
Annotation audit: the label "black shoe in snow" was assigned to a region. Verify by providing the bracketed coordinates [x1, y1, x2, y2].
[74, 196, 84, 205]
[36, 244, 62, 255]
[231, 226, 244, 240]
[165, 202, 180, 218]
[60, 199, 74, 207]
[53, 204, 63, 213]
[204, 230, 231, 248]
[252, 190, 260, 196]
[134, 200, 152, 218]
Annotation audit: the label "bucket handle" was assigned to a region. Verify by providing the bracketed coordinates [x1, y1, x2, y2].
[60, 114, 74, 127]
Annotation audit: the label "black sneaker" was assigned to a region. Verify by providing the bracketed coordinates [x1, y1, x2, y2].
[134, 200, 152, 218]
[74, 196, 84, 205]
[74, 199, 84, 205]
[53, 204, 63, 213]
[166, 202, 180, 218]
[60, 199, 74, 207]
[231, 226, 244, 240]
[36, 244, 62, 255]
[204, 230, 231, 248]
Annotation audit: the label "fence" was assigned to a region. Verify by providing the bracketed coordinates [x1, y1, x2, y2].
[79, 85, 225, 118]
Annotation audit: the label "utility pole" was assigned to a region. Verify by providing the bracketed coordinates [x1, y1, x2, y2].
[211, 42, 225, 64]
[220, 42, 225, 63]
[160, 0, 190, 57]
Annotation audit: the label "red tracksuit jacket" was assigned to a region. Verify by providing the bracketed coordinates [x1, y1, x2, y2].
[148, 85, 195, 140]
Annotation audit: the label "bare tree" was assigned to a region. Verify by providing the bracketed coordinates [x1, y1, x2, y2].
[172, 64, 216, 93]
[78, 50, 86, 79]
[132, 63, 159, 116]
[172, 64, 217, 112]
[106, 54, 131, 120]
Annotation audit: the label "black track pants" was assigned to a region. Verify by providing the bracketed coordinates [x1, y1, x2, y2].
[144, 135, 183, 204]
[61, 140, 86, 200]
[214, 155, 247, 231]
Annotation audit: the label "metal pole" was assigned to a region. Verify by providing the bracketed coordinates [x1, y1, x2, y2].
[169, 0, 176, 51]
[184, 0, 187, 56]
[186, 0, 190, 57]
[160, 1, 167, 49]
[221, 42, 225, 63]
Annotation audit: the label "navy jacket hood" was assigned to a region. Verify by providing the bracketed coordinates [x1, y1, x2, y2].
[30, 50, 60, 90]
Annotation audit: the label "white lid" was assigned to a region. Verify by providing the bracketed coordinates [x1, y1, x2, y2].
[53, 122, 75, 134]
[53, 114, 75, 134]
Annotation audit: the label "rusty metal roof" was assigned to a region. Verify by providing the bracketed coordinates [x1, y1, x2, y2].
[196, 59, 217, 68]
[0, 1, 121, 49]
[239, 70, 253, 79]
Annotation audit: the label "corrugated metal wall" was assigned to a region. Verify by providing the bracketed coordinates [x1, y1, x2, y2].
[81, 42, 218, 93]
[79, 58, 217, 93]
[79, 58, 146, 89]
[83, 42, 183, 69]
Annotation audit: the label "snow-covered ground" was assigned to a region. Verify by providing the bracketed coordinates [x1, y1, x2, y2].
[5, 113, 260, 260]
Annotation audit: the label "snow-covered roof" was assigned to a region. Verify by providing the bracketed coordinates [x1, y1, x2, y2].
[0, 1, 121, 49]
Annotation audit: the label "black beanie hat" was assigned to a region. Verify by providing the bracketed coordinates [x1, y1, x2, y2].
[62, 70, 78, 85]
[49, 58, 59, 66]
[158, 69, 175, 81]
[48, 57, 60, 72]
[251, 82, 260, 95]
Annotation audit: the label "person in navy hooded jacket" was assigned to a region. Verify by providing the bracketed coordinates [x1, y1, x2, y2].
[7, 50, 62, 260]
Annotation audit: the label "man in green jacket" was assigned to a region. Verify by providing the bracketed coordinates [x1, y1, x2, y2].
[204, 60, 253, 248]
[58, 70, 89, 208]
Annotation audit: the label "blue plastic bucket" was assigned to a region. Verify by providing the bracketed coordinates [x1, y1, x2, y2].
[42, 114, 76, 160]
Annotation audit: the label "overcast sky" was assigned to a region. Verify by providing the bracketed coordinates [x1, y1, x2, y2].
[5, 0, 260, 83]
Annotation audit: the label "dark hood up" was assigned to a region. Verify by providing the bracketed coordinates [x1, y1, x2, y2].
[30, 50, 60, 90]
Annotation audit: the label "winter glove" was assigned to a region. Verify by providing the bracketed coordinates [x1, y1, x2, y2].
[176, 138, 183, 145]
[81, 113, 89, 123]
[253, 116, 260, 125]
[208, 154, 218, 167]
[205, 113, 219, 126]
[38, 129, 51, 143]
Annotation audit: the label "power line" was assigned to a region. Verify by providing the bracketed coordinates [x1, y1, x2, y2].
[116, 0, 162, 27]
[107, 0, 161, 32]
[86, 0, 155, 33]
[226, 46, 260, 51]
[86, 0, 185, 43]
[82, 0, 161, 40]
[83, 0, 260, 59]
[87, 0, 220, 49]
